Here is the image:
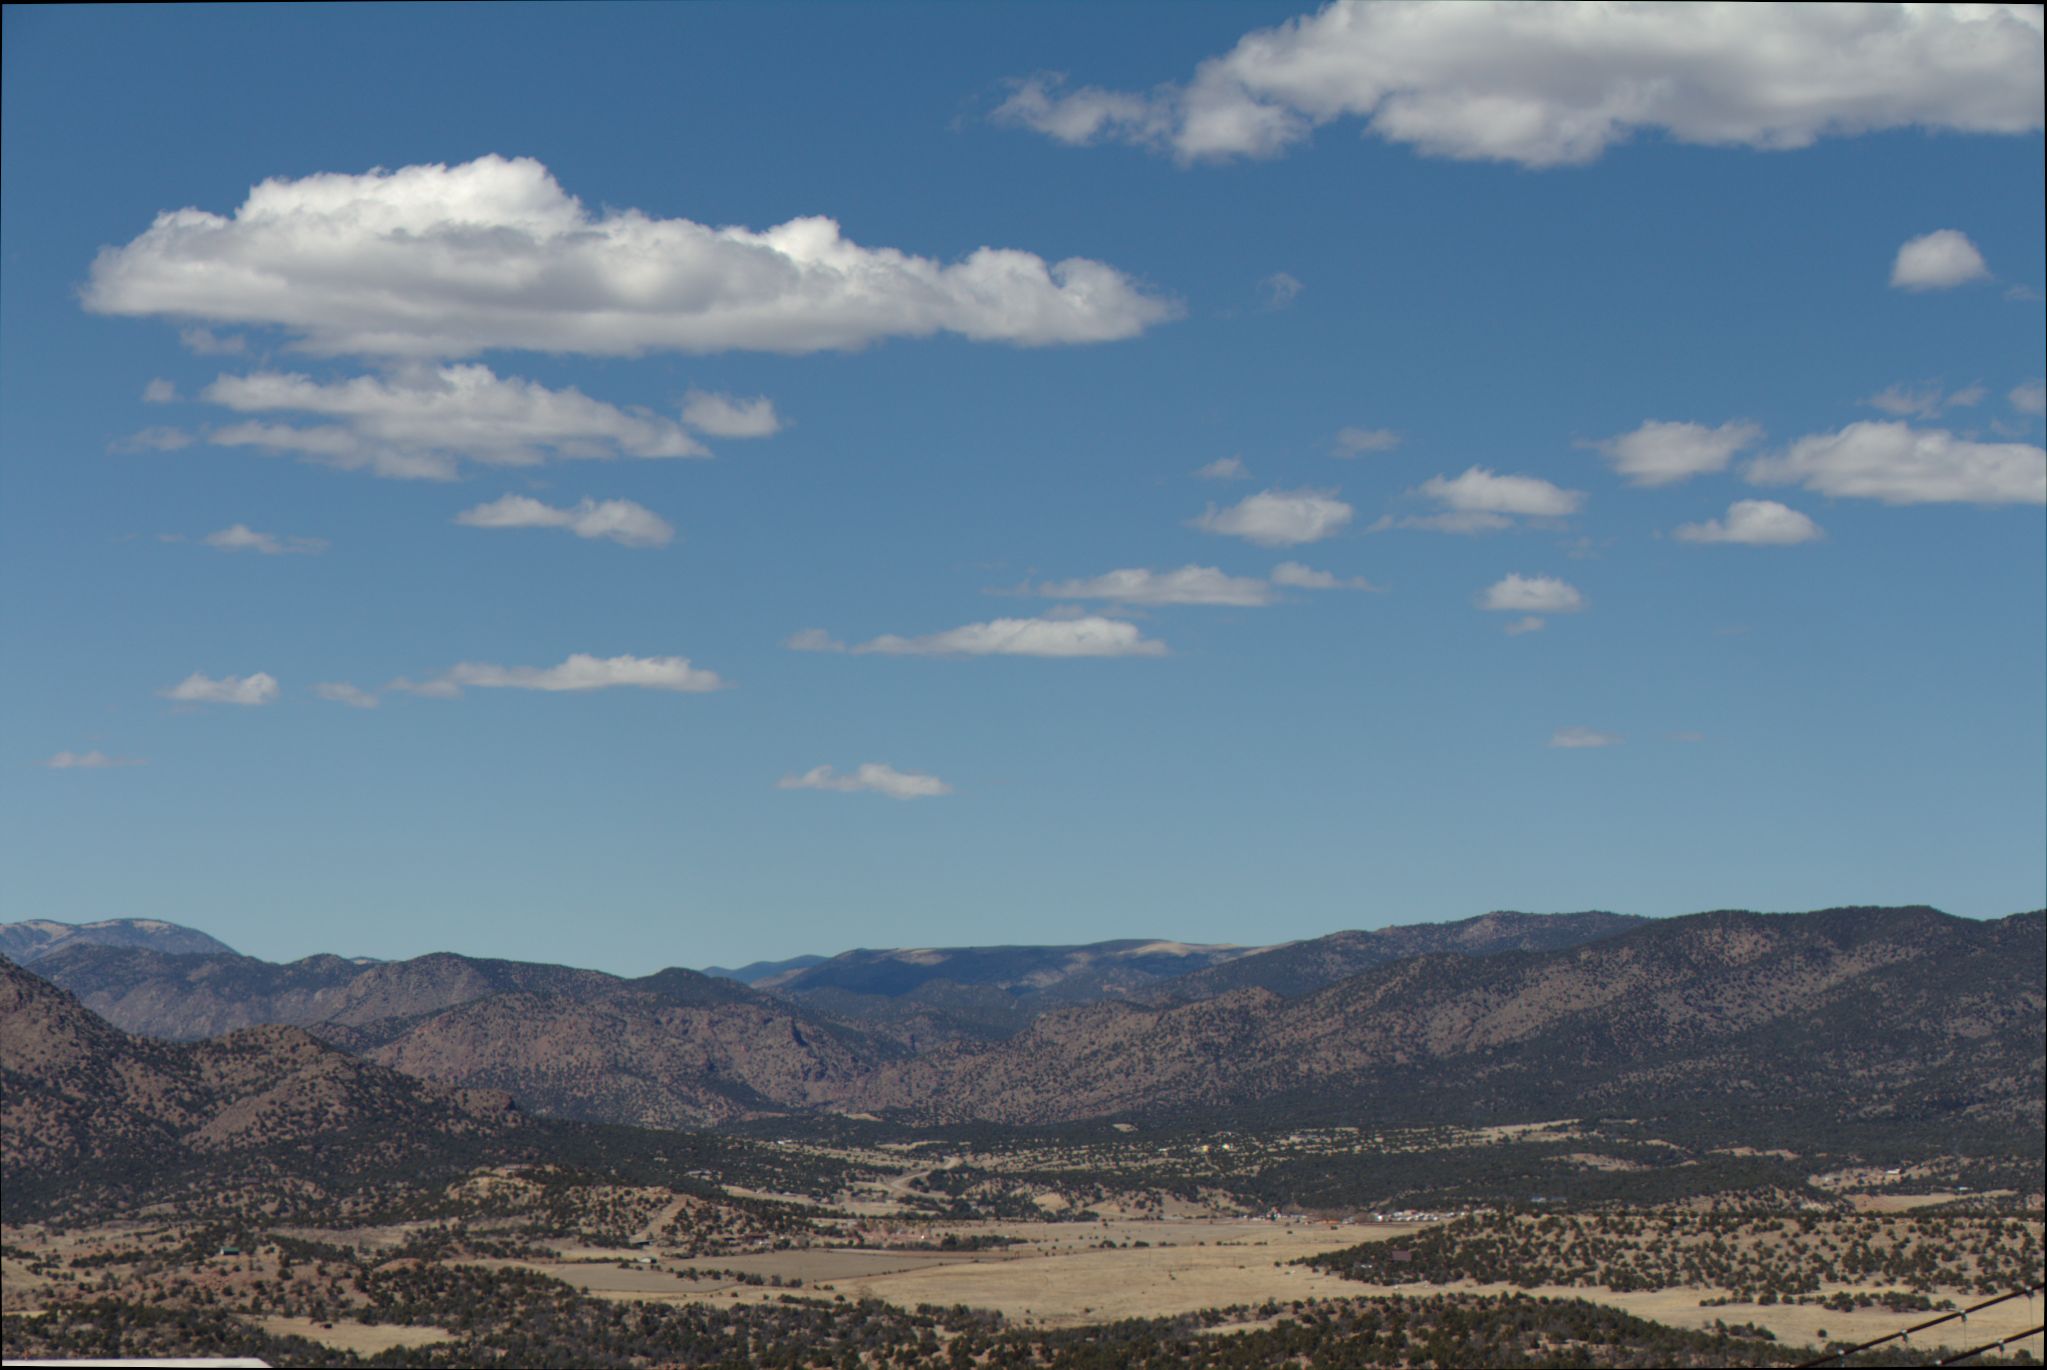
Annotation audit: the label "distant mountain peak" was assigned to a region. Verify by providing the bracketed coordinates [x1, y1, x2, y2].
[0, 917, 237, 965]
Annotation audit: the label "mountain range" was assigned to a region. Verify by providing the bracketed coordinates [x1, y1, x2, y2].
[8, 907, 2040, 1152]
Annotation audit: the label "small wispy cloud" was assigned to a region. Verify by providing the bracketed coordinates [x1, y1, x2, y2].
[113, 426, 195, 453]
[681, 390, 783, 438]
[777, 763, 952, 800]
[1260, 271, 1303, 310]
[393, 653, 727, 698]
[314, 682, 381, 709]
[455, 495, 674, 548]
[39, 750, 145, 769]
[1194, 456, 1248, 480]
[179, 327, 246, 355]
[1269, 562, 1375, 591]
[160, 671, 279, 706]
[1549, 727, 1621, 749]
[1033, 565, 1274, 607]
[202, 523, 328, 555]
[789, 616, 1166, 658]
[1863, 381, 1986, 420]
[1332, 426, 1400, 457]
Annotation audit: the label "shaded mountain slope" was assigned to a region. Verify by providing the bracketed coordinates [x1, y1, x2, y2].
[363, 986, 884, 1129]
[855, 908, 2045, 1136]
[702, 953, 829, 985]
[31, 944, 627, 1042]
[756, 938, 1262, 1000]
[1153, 910, 1647, 1002]
[1, 956, 520, 1217]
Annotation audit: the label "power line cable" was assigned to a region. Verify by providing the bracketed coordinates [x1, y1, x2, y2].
[1936, 1323, 2045, 1365]
[1795, 1284, 2042, 1368]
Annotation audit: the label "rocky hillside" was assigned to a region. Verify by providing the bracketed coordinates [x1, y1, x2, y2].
[1, 956, 520, 1217]
[360, 984, 884, 1128]
[0, 917, 236, 965]
[857, 907, 2046, 1138]
[31, 946, 886, 1128]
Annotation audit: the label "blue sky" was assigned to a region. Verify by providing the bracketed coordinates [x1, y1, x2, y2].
[3, 3, 2042, 973]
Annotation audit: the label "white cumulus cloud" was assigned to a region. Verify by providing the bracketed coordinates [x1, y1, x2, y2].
[160, 671, 278, 706]
[1193, 487, 1353, 546]
[2010, 379, 2046, 416]
[1033, 565, 1275, 606]
[996, 3, 2043, 166]
[85, 155, 1175, 357]
[39, 750, 145, 769]
[1479, 573, 1584, 614]
[1388, 467, 1584, 532]
[1890, 229, 1992, 290]
[1549, 727, 1621, 749]
[1194, 456, 1249, 480]
[1591, 420, 1761, 486]
[797, 616, 1166, 658]
[199, 363, 708, 480]
[681, 390, 783, 437]
[202, 523, 328, 555]
[1674, 499, 1824, 545]
[397, 653, 726, 697]
[777, 763, 953, 800]
[455, 494, 674, 548]
[1747, 421, 2045, 505]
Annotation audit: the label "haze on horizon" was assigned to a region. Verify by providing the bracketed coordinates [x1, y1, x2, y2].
[2, 2, 2042, 974]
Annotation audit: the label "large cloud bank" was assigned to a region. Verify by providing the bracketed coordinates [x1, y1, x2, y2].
[999, 2, 2043, 166]
[86, 155, 1177, 357]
